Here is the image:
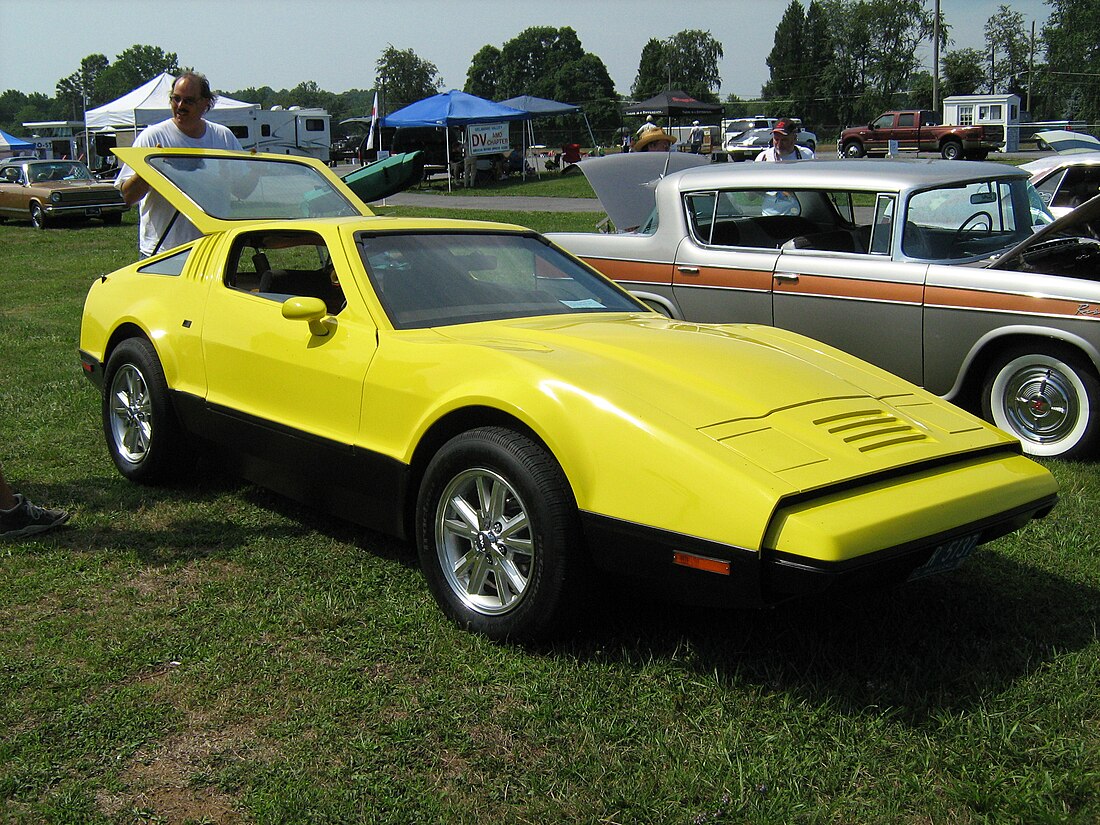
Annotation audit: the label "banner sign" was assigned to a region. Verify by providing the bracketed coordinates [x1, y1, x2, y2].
[467, 122, 509, 156]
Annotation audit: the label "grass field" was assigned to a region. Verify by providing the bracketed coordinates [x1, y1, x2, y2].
[0, 194, 1098, 824]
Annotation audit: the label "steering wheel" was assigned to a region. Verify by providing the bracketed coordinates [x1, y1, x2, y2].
[951, 211, 993, 251]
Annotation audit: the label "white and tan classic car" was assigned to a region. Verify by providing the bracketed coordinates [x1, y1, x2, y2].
[547, 156, 1100, 459]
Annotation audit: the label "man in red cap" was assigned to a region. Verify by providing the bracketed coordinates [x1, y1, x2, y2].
[755, 118, 815, 162]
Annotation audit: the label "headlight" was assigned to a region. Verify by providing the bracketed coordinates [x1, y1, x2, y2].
[50, 192, 61, 203]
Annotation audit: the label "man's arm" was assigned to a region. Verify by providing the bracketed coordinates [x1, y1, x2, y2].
[118, 173, 150, 205]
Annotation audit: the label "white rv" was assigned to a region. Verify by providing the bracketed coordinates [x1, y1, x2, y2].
[210, 106, 332, 162]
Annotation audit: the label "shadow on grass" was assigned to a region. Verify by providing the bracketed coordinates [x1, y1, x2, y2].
[558, 551, 1100, 719]
[30, 468, 1096, 720]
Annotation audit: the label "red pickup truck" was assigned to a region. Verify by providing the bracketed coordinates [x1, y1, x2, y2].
[839, 110, 1004, 160]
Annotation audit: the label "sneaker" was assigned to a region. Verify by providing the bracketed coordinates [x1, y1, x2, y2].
[0, 494, 70, 539]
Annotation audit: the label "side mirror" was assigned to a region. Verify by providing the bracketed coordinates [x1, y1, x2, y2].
[281, 296, 332, 337]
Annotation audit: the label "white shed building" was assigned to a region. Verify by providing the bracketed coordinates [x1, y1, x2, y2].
[942, 94, 1022, 151]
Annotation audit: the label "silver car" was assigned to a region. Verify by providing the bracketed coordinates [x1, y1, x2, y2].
[1023, 151, 1100, 217]
[547, 156, 1100, 459]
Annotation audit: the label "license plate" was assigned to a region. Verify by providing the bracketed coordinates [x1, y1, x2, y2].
[85, 207, 101, 216]
[908, 533, 979, 581]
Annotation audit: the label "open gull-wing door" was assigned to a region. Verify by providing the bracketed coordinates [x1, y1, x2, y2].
[112, 147, 373, 238]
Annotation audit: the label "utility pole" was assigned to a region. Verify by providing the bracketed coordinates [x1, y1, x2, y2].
[1027, 20, 1035, 114]
[933, 0, 940, 112]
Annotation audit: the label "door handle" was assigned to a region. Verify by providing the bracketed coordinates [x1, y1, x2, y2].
[774, 272, 800, 283]
[676, 266, 700, 275]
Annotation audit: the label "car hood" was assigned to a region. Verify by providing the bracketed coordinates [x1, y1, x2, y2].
[112, 146, 373, 236]
[439, 313, 1013, 487]
[30, 180, 116, 191]
[988, 191, 1100, 270]
[574, 152, 709, 231]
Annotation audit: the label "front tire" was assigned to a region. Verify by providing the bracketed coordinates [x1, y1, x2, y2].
[842, 140, 865, 158]
[102, 338, 191, 482]
[30, 203, 47, 229]
[416, 427, 583, 641]
[982, 345, 1100, 459]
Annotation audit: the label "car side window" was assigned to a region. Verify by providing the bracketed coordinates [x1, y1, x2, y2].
[138, 248, 192, 276]
[685, 193, 718, 245]
[226, 230, 346, 315]
[1033, 170, 1065, 208]
[870, 195, 896, 255]
[1054, 166, 1100, 208]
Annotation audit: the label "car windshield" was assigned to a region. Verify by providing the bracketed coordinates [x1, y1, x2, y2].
[27, 161, 91, 182]
[903, 178, 1053, 261]
[358, 232, 644, 329]
[146, 154, 361, 220]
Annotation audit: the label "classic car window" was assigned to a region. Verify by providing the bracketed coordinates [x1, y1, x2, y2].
[358, 232, 644, 329]
[0, 167, 22, 183]
[870, 195, 895, 255]
[138, 248, 191, 276]
[1033, 170, 1065, 208]
[226, 230, 345, 314]
[904, 179, 1044, 260]
[147, 155, 361, 221]
[27, 161, 92, 182]
[1052, 166, 1100, 208]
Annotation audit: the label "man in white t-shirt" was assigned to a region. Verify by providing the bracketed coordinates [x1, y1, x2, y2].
[116, 72, 243, 256]
[754, 118, 815, 163]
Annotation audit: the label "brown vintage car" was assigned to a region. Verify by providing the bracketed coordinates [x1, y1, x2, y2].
[0, 158, 128, 229]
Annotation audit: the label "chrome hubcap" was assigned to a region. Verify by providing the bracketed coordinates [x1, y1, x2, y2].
[1004, 365, 1076, 444]
[109, 364, 152, 463]
[435, 468, 534, 615]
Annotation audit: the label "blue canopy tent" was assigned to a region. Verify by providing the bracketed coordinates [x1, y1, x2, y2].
[382, 90, 531, 189]
[0, 129, 36, 158]
[499, 95, 597, 177]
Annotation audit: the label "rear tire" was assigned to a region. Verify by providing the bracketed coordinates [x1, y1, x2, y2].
[102, 338, 191, 483]
[416, 427, 584, 641]
[982, 345, 1100, 459]
[941, 140, 963, 160]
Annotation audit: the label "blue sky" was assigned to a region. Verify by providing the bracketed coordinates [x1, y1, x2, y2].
[1, 0, 1051, 102]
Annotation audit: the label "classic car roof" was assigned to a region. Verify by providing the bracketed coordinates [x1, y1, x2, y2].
[664, 158, 1030, 194]
[1021, 151, 1100, 177]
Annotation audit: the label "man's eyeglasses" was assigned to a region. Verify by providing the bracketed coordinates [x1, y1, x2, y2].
[170, 95, 200, 106]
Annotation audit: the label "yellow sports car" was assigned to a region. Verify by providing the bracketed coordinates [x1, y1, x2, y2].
[78, 148, 1057, 641]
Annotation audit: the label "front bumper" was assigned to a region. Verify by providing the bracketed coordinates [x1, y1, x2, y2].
[581, 452, 1056, 608]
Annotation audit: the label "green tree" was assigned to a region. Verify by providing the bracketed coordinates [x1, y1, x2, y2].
[984, 4, 1029, 96]
[375, 45, 443, 113]
[664, 30, 723, 103]
[824, 0, 935, 123]
[497, 27, 585, 100]
[464, 45, 501, 99]
[942, 48, 987, 97]
[763, 1, 806, 107]
[802, 1, 837, 125]
[630, 31, 723, 103]
[630, 39, 668, 100]
[0, 89, 60, 135]
[1042, 0, 1099, 120]
[96, 45, 179, 100]
[55, 54, 110, 118]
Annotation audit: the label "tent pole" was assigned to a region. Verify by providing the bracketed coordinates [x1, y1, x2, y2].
[445, 127, 452, 193]
[583, 113, 596, 153]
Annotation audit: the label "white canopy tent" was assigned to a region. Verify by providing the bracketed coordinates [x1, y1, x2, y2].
[85, 73, 258, 132]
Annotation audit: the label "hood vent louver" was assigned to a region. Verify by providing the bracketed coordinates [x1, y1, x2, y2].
[814, 408, 928, 452]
